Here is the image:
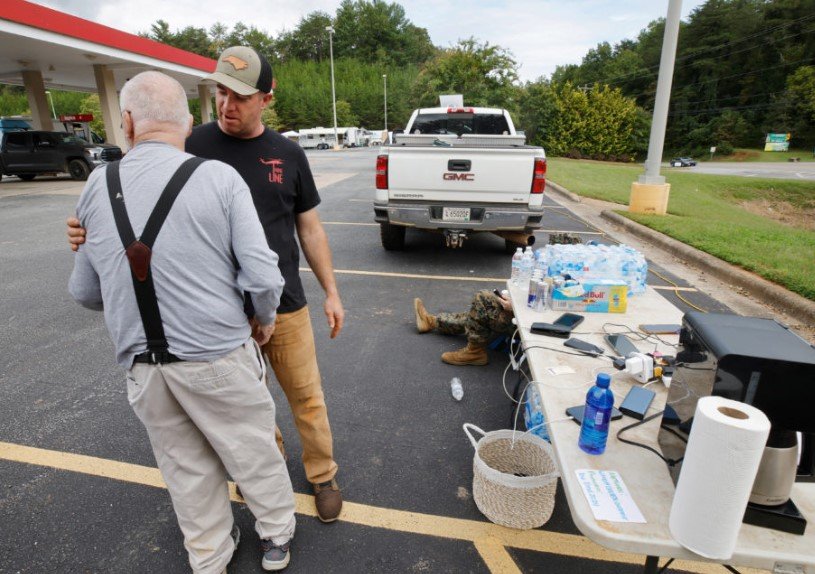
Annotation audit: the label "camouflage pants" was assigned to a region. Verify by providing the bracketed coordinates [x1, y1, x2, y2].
[435, 290, 515, 345]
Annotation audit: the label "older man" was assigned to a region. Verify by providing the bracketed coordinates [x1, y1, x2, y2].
[69, 46, 345, 523]
[68, 71, 295, 573]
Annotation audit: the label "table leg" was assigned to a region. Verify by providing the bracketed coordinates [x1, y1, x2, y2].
[644, 556, 659, 574]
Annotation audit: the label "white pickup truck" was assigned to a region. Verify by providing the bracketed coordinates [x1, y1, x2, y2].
[373, 106, 546, 251]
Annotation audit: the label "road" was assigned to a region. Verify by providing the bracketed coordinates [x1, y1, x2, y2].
[668, 160, 815, 180]
[1, 148, 742, 574]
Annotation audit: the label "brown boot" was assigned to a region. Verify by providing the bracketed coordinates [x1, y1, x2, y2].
[441, 342, 488, 366]
[414, 298, 437, 333]
[313, 479, 342, 523]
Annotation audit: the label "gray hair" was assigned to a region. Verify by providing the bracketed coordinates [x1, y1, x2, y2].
[119, 71, 190, 128]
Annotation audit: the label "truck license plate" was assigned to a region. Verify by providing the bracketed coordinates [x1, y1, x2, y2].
[442, 207, 471, 222]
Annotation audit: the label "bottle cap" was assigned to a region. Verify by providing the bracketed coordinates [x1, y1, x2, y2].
[596, 373, 611, 388]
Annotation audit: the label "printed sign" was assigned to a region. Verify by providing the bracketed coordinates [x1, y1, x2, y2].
[764, 133, 790, 152]
[575, 469, 646, 523]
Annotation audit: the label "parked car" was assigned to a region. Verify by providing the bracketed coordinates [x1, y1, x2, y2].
[0, 130, 122, 182]
[670, 157, 697, 167]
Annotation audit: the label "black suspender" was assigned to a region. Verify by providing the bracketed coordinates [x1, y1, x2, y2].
[106, 157, 206, 364]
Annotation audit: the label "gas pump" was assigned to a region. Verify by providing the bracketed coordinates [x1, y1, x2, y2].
[57, 114, 99, 143]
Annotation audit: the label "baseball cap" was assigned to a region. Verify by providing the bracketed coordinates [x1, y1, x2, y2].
[204, 46, 273, 96]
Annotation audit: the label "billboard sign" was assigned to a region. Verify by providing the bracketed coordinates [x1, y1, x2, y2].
[764, 132, 790, 152]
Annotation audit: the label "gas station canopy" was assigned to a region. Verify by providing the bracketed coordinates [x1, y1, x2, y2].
[0, 0, 218, 146]
[0, 0, 215, 94]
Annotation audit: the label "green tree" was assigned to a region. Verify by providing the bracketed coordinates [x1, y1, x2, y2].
[335, 100, 357, 126]
[277, 12, 333, 62]
[261, 105, 281, 130]
[542, 82, 643, 160]
[412, 38, 520, 112]
[79, 94, 106, 140]
[517, 80, 557, 147]
[224, 23, 276, 62]
[333, 0, 434, 66]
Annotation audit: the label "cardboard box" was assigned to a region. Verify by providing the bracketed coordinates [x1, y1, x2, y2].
[551, 280, 628, 313]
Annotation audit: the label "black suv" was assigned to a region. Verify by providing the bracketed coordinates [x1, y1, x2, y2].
[0, 130, 123, 182]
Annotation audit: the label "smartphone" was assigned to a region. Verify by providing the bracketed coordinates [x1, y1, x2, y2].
[604, 334, 639, 357]
[531, 322, 571, 338]
[492, 289, 502, 297]
[566, 404, 623, 425]
[639, 323, 681, 335]
[554, 313, 584, 329]
[563, 338, 604, 356]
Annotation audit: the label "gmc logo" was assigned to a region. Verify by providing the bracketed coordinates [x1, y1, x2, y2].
[443, 173, 474, 181]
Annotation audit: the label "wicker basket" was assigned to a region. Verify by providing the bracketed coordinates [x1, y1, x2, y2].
[463, 423, 559, 530]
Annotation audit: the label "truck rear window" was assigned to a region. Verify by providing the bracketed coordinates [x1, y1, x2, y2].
[410, 113, 510, 136]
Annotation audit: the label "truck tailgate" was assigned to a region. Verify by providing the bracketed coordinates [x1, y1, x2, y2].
[387, 147, 539, 203]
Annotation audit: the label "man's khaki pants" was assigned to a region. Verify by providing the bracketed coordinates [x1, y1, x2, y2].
[127, 340, 296, 574]
[263, 306, 338, 484]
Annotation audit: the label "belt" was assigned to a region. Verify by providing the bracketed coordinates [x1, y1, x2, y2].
[132, 351, 184, 365]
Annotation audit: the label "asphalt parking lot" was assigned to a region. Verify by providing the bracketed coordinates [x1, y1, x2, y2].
[1, 148, 742, 574]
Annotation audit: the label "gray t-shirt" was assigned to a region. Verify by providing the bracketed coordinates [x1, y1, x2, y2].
[69, 141, 284, 368]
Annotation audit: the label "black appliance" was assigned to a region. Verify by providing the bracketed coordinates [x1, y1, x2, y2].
[658, 312, 815, 534]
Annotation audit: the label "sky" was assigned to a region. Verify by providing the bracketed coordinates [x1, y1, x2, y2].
[32, 0, 708, 82]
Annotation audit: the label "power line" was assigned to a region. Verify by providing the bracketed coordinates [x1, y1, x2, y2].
[593, 14, 815, 90]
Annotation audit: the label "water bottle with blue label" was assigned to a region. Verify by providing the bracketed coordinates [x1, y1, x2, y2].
[578, 373, 614, 455]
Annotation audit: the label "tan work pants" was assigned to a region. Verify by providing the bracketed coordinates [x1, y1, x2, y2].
[263, 306, 338, 484]
[127, 340, 296, 574]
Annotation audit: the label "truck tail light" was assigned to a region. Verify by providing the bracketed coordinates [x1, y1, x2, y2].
[531, 157, 547, 194]
[376, 154, 388, 189]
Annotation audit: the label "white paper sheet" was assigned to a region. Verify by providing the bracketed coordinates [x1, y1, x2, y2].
[575, 469, 646, 523]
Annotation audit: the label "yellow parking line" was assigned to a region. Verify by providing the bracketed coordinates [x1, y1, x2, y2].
[474, 537, 522, 574]
[0, 441, 761, 574]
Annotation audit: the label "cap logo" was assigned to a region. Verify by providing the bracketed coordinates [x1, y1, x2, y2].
[223, 56, 249, 71]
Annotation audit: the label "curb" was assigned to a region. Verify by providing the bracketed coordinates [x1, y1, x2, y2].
[546, 181, 815, 325]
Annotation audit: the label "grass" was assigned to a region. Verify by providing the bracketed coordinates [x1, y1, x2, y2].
[547, 157, 815, 302]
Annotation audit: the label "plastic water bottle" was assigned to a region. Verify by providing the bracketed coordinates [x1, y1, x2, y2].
[578, 373, 614, 455]
[523, 384, 549, 441]
[510, 248, 523, 285]
[450, 377, 463, 401]
[520, 247, 534, 286]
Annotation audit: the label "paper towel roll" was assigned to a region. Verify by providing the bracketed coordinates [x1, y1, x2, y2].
[668, 396, 770, 560]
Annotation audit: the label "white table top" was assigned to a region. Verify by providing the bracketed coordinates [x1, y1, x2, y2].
[509, 282, 815, 571]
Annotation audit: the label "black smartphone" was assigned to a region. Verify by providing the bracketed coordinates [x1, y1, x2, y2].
[530, 322, 571, 338]
[492, 289, 502, 297]
[604, 334, 639, 357]
[554, 313, 584, 329]
[566, 404, 623, 425]
[563, 338, 604, 356]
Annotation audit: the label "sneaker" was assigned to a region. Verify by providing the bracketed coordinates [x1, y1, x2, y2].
[261, 538, 291, 571]
[313, 479, 343, 522]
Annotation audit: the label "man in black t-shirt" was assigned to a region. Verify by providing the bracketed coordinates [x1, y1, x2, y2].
[68, 47, 345, 526]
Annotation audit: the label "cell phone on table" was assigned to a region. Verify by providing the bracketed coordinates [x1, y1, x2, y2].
[604, 333, 639, 357]
[554, 313, 584, 330]
[531, 313, 584, 338]
[639, 323, 681, 335]
[563, 338, 604, 356]
[566, 404, 623, 425]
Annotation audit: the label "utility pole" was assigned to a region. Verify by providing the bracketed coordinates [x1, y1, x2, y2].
[382, 74, 388, 133]
[326, 25, 339, 150]
[629, 0, 682, 214]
